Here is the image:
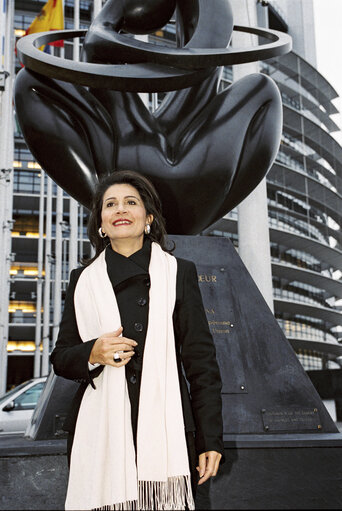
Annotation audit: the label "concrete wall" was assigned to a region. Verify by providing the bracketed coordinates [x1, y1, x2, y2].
[275, 0, 317, 65]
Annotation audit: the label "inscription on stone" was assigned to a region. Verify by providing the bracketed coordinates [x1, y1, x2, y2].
[208, 319, 233, 334]
[261, 408, 322, 432]
[196, 265, 246, 394]
[198, 274, 217, 283]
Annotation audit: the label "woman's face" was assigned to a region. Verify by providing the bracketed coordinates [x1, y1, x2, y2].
[101, 183, 153, 245]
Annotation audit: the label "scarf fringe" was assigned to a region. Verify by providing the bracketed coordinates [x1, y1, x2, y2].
[94, 500, 138, 511]
[93, 475, 195, 511]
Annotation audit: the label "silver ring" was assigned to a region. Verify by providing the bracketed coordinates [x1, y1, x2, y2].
[113, 352, 121, 362]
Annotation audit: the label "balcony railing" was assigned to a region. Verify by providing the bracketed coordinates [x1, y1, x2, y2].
[273, 287, 338, 310]
[277, 318, 338, 344]
[268, 212, 331, 246]
[275, 149, 339, 193]
[281, 92, 330, 132]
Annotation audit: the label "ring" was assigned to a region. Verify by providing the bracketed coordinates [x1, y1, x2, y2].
[16, 25, 291, 92]
[113, 352, 122, 362]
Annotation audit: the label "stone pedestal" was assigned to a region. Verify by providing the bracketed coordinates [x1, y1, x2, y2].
[2, 236, 341, 510]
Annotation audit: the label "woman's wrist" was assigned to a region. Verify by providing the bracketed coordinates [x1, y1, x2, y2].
[88, 339, 99, 364]
[89, 350, 97, 364]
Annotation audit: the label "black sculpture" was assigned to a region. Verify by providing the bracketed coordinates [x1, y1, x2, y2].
[15, 0, 291, 234]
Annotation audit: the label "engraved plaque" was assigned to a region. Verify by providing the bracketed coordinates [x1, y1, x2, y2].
[261, 408, 322, 432]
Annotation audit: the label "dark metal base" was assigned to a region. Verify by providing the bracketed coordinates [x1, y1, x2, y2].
[0, 436, 68, 511]
[201, 440, 342, 510]
[1, 435, 341, 510]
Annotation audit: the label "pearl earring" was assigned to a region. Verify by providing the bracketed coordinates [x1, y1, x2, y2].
[145, 224, 151, 235]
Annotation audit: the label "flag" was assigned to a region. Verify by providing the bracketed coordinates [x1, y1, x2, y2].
[26, 0, 64, 50]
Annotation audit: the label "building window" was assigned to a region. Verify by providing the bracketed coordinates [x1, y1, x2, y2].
[297, 349, 323, 370]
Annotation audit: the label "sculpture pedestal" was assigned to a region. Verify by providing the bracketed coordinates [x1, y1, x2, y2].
[0, 435, 67, 511]
[1, 434, 341, 510]
[3, 236, 341, 510]
[197, 435, 342, 509]
[176, 236, 342, 509]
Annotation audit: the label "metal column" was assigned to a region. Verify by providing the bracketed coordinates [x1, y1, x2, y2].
[41, 177, 52, 375]
[52, 186, 63, 346]
[230, 0, 274, 313]
[0, 0, 14, 395]
[93, 0, 102, 18]
[33, 171, 45, 377]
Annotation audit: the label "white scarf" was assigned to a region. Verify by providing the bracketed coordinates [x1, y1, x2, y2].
[65, 242, 195, 510]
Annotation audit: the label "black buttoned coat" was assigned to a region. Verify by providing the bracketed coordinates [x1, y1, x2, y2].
[50, 240, 224, 478]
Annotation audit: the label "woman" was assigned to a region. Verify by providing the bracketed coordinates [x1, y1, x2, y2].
[51, 170, 224, 510]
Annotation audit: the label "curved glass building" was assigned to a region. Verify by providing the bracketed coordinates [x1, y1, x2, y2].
[211, 48, 342, 372]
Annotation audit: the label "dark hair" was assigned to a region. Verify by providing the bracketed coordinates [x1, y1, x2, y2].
[83, 170, 171, 265]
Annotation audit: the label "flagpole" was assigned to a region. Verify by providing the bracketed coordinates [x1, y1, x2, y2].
[73, 0, 80, 61]
[33, 171, 45, 377]
[52, 0, 65, 347]
[42, 176, 52, 376]
[79, 205, 84, 261]
[90, 0, 101, 262]
[68, 0, 79, 275]
[52, 184, 63, 346]
[0, 0, 6, 70]
[0, 0, 7, 271]
[0, 0, 7, 394]
[0, 0, 14, 395]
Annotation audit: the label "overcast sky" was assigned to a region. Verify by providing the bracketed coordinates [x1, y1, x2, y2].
[313, 0, 342, 143]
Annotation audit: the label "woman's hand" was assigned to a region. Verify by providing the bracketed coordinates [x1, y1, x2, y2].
[89, 326, 137, 368]
[197, 451, 222, 485]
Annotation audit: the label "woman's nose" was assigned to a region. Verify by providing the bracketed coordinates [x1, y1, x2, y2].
[115, 202, 127, 213]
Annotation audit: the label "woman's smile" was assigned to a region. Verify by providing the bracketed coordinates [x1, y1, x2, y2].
[112, 218, 133, 226]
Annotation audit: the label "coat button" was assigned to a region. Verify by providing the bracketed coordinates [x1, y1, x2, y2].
[134, 322, 143, 332]
[144, 277, 150, 287]
[130, 374, 137, 384]
[137, 297, 147, 306]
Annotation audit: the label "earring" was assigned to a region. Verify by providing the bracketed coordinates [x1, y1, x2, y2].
[145, 224, 151, 235]
[98, 227, 107, 238]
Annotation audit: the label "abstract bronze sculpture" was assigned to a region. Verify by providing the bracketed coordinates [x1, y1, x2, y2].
[15, 0, 291, 234]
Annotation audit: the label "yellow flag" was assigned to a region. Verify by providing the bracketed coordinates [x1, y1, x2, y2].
[26, 0, 64, 49]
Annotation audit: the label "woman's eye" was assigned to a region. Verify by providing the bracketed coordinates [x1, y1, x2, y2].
[128, 200, 136, 205]
[106, 202, 115, 207]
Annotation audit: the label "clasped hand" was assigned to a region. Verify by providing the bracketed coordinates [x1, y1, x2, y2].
[89, 326, 137, 368]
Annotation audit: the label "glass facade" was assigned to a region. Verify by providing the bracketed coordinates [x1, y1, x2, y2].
[208, 28, 342, 370]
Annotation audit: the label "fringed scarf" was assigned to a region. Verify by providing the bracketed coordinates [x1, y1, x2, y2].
[65, 242, 195, 511]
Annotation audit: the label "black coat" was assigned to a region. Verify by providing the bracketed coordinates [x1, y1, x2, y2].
[50, 240, 224, 462]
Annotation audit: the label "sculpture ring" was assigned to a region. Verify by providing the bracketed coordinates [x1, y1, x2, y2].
[16, 26, 291, 92]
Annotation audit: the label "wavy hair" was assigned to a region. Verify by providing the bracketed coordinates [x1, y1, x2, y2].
[83, 170, 172, 265]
